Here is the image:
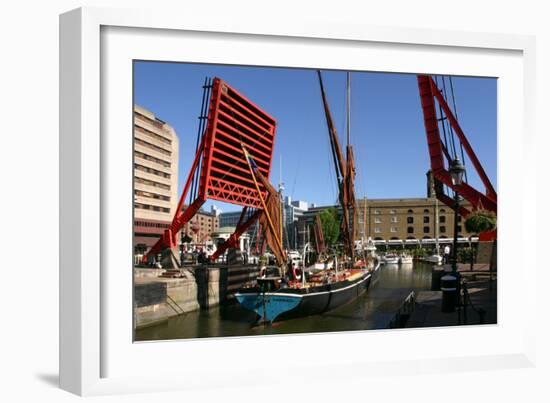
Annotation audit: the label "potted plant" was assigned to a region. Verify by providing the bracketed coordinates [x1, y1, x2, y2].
[464, 209, 497, 234]
[464, 209, 497, 268]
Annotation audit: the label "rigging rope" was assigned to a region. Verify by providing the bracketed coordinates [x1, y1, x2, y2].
[448, 77, 468, 184]
[441, 77, 458, 159]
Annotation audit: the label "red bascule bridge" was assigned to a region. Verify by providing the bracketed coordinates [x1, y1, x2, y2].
[143, 73, 497, 267]
[417, 75, 497, 241]
[143, 77, 280, 267]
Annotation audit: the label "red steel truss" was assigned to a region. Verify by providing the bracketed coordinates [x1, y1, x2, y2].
[199, 78, 276, 208]
[417, 75, 497, 217]
[143, 78, 277, 262]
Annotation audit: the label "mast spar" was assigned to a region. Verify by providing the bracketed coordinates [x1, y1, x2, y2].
[317, 70, 356, 263]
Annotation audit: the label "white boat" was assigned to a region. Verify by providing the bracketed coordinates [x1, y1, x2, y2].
[423, 254, 443, 264]
[382, 253, 399, 264]
[422, 183, 443, 265]
[399, 253, 413, 264]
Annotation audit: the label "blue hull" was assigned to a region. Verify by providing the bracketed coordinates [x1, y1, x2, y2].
[235, 293, 302, 323]
[236, 265, 381, 323]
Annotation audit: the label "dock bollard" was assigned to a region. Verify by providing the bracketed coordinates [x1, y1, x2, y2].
[441, 274, 458, 313]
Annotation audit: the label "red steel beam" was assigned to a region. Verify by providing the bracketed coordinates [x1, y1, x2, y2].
[210, 209, 262, 262]
[143, 77, 277, 262]
[428, 77, 497, 202]
[417, 75, 497, 215]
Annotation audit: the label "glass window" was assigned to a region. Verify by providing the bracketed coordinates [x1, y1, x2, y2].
[407, 209, 414, 214]
[390, 209, 396, 214]
[424, 209, 430, 214]
[423, 226, 430, 234]
[391, 217, 398, 223]
[390, 227, 397, 233]
[407, 226, 414, 234]
[374, 217, 381, 224]
[407, 217, 414, 224]
[374, 227, 381, 233]
[374, 209, 381, 215]
[423, 216, 430, 224]
[440, 226, 446, 233]
[439, 216, 446, 223]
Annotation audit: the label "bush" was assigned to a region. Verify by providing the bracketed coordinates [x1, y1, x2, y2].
[457, 246, 475, 263]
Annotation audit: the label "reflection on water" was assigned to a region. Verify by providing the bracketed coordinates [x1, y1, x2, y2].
[135, 262, 434, 341]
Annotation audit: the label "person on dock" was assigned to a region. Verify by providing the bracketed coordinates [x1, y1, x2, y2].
[444, 245, 450, 264]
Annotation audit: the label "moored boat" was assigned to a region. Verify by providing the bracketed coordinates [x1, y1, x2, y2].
[382, 253, 400, 264]
[399, 253, 413, 264]
[423, 254, 443, 264]
[236, 261, 381, 323]
[235, 70, 381, 323]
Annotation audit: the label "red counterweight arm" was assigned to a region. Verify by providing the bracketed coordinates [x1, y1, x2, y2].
[143, 134, 208, 262]
[417, 75, 497, 215]
[210, 208, 263, 262]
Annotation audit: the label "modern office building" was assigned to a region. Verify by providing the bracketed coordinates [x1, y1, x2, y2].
[133, 105, 179, 258]
[219, 196, 310, 253]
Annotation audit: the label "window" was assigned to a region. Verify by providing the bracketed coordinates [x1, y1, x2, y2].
[407, 226, 414, 234]
[391, 217, 398, 223]
[423, 216, 430, 224]
[374, 227, 381, 233]
[390, 209, 397, 214]
[439, 208, 446, 213]
[423, 226, 430, 234]
[407, 217, 414, 224]
[424, 209, 430, 214]
[439, 216, 446, 223]
[407, 209, 414, 214]
[440, 226, 446, 233]
[374, 209, 381, 215]
[390, 227, 398, 233]
[458, 225, 462, 232]
[458, 216, 462, 222]
[374, 217, 381, 224]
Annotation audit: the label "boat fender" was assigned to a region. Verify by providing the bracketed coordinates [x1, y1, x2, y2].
[259, 266, 267, 278]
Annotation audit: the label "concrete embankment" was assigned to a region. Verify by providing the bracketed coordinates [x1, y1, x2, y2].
[134, 265, 259, 329]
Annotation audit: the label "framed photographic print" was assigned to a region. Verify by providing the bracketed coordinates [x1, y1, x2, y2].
[60, 6, 537, 396]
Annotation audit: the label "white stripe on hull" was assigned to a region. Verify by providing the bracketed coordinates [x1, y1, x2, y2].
[236, 272, 373, 299]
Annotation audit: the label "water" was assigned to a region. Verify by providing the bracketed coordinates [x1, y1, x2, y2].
[135, 262, 434, 341]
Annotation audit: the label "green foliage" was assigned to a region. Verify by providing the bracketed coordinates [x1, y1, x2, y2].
[412, 247, 428, 257]
[318, 208, 340, 248]
[457, 246, 476, 263]
[259, 255, 268, 266]
[464, 210, 497, 234]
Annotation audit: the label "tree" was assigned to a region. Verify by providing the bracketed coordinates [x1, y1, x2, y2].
[464, 209, 497, 234]
[318, 207, 340, 249]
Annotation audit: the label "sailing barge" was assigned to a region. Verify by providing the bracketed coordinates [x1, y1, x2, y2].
[235, 70, 381, 323]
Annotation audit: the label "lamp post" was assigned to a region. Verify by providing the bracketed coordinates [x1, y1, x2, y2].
[441, 157, 465, 313]
[449, 157, 465, 273]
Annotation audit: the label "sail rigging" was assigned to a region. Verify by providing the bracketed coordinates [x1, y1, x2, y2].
[317, 71, 356, 262]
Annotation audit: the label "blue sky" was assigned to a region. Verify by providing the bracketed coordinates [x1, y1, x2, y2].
[134, 61, 496, 213]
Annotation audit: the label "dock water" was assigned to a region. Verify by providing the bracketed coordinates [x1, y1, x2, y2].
[135, 262, 436, 341]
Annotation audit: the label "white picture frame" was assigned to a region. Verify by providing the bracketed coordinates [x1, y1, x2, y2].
[60, 6, 537, 396]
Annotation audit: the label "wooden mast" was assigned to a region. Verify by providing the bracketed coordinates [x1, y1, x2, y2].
[317, 70, 356, 263]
